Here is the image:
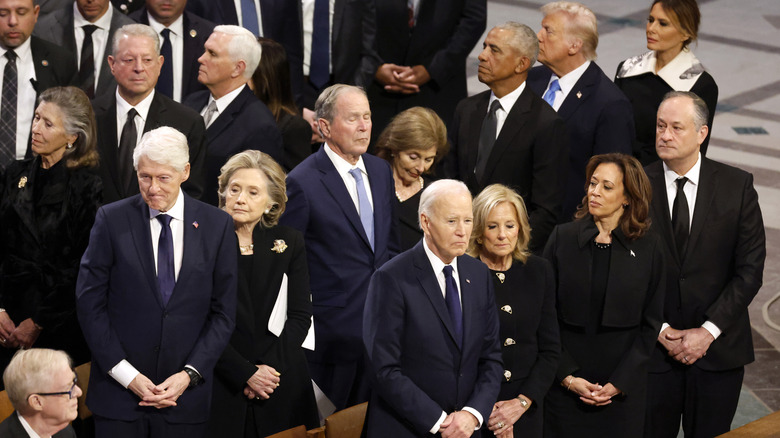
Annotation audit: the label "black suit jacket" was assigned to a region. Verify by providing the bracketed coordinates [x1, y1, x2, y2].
[0, 412, 76, 438]
[33, 5, 135, 99]
[130, 8, 216, 101]
[184, 86, 282, 206]
[527, 63, 635, 221]
[645, 159, 765, 372]
[92, 91, 207, 203]
[445, 87, 568, 253]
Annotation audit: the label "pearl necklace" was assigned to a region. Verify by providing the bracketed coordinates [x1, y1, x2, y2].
[395, 176, 424, 202]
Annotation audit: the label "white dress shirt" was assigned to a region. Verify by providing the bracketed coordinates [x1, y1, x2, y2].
[115, 89, 155, 147]
[200, 83, 246, 128]
[323, 142, 374, 211]
[542, 60, 590, 111]
[18, 412, 42, 438]
[486, 81, 525, 140]
[301, 0, 335, 75]
[147, 13, 184, 102]
[73, 1, 113, 93]
[233, 0, 263, 35]
[0, 38, 36, 159]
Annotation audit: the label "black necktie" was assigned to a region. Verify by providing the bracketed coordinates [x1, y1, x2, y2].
[442, 265, 463, 347]
[156, 214, 175, 306]
[475, 99, 501, 182]
[79, 25, 98, 98]
[671, 177, 690, 259]
[118, 108, 138, 195]
[0, 50, 18, 170]
[157, 28, 173, 98]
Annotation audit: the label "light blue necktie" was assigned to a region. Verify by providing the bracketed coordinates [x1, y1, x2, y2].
[241, 0, 260, 36]
[542, 78, 561, 108]
[348, 168, 374, 250]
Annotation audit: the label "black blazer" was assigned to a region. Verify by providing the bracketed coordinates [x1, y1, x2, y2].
[0, 412, 76, 438]
[445, 87, 568, 253]
[130, 8, 216, 101]
[527, 63, 635, 221]
[33, 5, 135, 99]
[645, 158, 765, 372]
[543, 220, 665, 395]
[92, 91, 207, 203]
[184, 86, 283, 206]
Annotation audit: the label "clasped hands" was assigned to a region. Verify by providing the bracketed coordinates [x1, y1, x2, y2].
[243, 364, 280, 400]
[564, 376, 621, 406]
[128, 371, 191, 409]
[375, 63, 431, 94]
[658, 326, 714, 365]
[487, 396, 531, 437]
[0, 313, 41, 349]
[439, 410, 479, 438]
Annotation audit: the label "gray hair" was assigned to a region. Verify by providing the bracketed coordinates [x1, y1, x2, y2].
[133, 126, 190, 171]
[217, 150, 287, 227]
[493, 22, 539, 66]
[314, 84, 367, 123]
[661, 91, 709, 130]
[112, 24, 161, 56]
[3, 349, 72, 412]
[419, 179, 471, 220]
[541, 1, 599, 61]
[213, 25, 262, 79]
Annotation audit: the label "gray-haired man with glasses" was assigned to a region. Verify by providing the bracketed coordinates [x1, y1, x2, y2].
[0, 348, 79, 437]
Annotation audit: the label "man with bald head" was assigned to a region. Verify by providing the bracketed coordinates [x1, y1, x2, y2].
[363, 179, 502, 437]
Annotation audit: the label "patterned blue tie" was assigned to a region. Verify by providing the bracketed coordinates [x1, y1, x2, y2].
[156, 214, 175, 306]
[157, 28, 173, 98]
[442, 265, 463, 347]
[348, 168, 374, 250]
[543, 78, 561, 108]
[241, 0, 260, 36]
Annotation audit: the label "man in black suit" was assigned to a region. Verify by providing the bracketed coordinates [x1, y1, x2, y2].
[444, 22, 567, 253]
[644, 91, 766, 438]
[34, 0, 134, 99]
[0, 349, 78, 438]
[130, 0, 214, 102]
[0, 0, 76, 171]
[93, 23, 206, 203]
[183, 25, 282, 206]
[527, 1, 634, 222]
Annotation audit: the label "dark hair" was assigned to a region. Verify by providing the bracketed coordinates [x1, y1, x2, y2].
[574, 153, 652, 240]
[38, 87, 99, 169]
[375, 107, 449, 167]
[652, 0, 701, 49]
[251, 37, 297, 120]
[662, 90, 709, 129]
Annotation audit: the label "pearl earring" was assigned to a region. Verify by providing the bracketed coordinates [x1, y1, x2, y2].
[66, 143, 73, 149]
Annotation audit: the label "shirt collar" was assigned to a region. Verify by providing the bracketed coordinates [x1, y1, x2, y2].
[663, 152, 702, 187]
[323, 142, 367, 176]
[423, 235, 460, 276]
[148, 188, 185, 219]
[210, 83, 246, 114]
[73, 2, 114, 30]
[147, 12, 184, 37]
[553, 60, 590, 97]
[116, 88, 156, 122]
[17, 412, 42, 438]
[2, 36, 32, 64]
[615, 49, 704, 91]
[489, 81, 525, 113]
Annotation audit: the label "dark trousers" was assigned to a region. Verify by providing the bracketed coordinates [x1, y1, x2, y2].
[94, 414, 207, 438]
[645, 365, 744, 438]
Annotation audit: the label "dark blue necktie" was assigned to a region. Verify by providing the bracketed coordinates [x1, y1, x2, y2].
[156, 214, 175, 306]
[157, 28, 173, 98]
[442, 265, 462, 347]
[310, 0, 330, 89]
[241, 0, 260, 35]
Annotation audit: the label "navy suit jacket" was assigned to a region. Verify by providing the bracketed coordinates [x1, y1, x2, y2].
[130, 8, 216, 101]
[76, 193, 237, 422]
[34, 5, 135, 99]
[184, 86, 282, 206]
[279, 147, 399, 364]
[527, 63, 634, 222]
[363, 241, 503, 436]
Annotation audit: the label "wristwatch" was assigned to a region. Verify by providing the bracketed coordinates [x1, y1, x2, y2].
[183, 367, 202, 388]
[516, 396, 529, 409]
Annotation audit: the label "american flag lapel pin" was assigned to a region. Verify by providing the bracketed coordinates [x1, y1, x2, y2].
[630, 250, 636, 257]
[576, 91, 582, 99]
[193, 221, 199, 229]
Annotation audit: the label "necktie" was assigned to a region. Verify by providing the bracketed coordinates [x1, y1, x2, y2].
[309, 0, 330, 89]
[0, 50, 18, 170]
[157, 28, 173, 98]
[671, 177, 690, 259]
[203, 100, 218, 128]
[79, 25, 98, 98]
[543, 78, 560, 108]
[348, 168, 374, 250]
[241, 0, 260, 35]
[156, 214, 175, 306]
[475, 99, 501, 182]
[407, 0, 415, 28]
[118, 108, 138, 195]
[442, 265, 463, 347]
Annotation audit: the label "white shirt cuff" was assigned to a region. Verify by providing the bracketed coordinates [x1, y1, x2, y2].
[462, 406, 483, 429]
[430, 411, 447, 434]
[702, 321, 722, 340]
[659, 322, 670, 336]
[108, 359, 140, 388]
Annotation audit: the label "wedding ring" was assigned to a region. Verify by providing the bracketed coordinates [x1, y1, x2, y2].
[497, 422, 505, 429]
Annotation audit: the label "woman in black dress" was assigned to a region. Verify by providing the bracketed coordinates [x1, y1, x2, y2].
[468, 184, 560, 438]
[375, 106, 449, 250]
[542, 153, 665, 437]
[207, 150, 318, 437]
[0, 87, 102, 376]
[615, 0, 717, 165]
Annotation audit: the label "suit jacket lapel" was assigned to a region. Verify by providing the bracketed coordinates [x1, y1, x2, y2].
[100, 96, 123, 196]
[172, 194, 203, 304]
[181, 13, 198, 95]
[481, 87, 532, 186]
[557, 62, 597, 121]
[128, 195, 163, 307]
[332, 0, 346, 44]
[365, 157, 386, 252]
[11, 159, 41, 244]
[207, 86, 251, 140]
[413, 243, 460, 348]
[59, 9, 78, 57]
[647, 162, 679, 265]
[96, 11, 123, 96]
[463, 93, 488, 191]
[686, 159, 718, 262]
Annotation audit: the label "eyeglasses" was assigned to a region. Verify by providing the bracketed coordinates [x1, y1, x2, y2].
[31, 376, 79, 400]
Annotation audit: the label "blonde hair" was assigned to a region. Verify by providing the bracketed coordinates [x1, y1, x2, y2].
[541, 1, 599, 61]
[375, 106, 449, 166]
[3, 349, 72, 412]
[468, 184, 532, 263]
[217, 150, 287, 228]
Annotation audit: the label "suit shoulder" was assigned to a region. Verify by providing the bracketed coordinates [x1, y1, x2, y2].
[287, 151, 320, 179]
[457, 253, 489, 275]
[31, 35, 72, 60]
[185, 10, 217, 32]
[591, 64, 631, 103]
[155, 93, 203, 120]
[182, 90, 210, 110]
[704, 158, 753, 182]
[112, 9, 136, 26]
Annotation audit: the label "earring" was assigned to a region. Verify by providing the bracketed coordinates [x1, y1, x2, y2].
[264, 207, 271, 214]
[623, 203, 629, 208]
[66, 143, 73, 149]
[477, 238, 483, 244]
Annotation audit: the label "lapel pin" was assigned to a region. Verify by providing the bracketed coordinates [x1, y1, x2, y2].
[630, 250, 636, 257]
[465, 278, 471, 284]
[18, 176, 27, 188]
[272, 239, 288, 253]
[41, 60, 49, 67]
[576, 91, 582, 99]
[192, 221, 199, 229]
[190, 29, 197, 38]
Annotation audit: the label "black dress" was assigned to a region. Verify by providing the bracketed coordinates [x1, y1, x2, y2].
[0, 157, 102, 374]
[395, 176, 431, 251]
[277, 111, 312, 172]
[480, 256, 560, 438]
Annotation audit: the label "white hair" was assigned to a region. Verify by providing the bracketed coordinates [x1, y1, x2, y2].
[419, 179, 471, 219]
[3, 349, 72, 412]
[213, 25, 262, 79]
[133, 126, 189, 171]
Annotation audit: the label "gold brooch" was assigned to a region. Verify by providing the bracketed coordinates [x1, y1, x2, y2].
[496, 272, 505, 283]
[504, 370, 512, 382]
[271, 239, 287, 253]
[190, 29, 197, 38]
[18, 176, 27, 188]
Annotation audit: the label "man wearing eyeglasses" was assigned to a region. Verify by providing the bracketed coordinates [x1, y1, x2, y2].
[0, 348, 79, 437]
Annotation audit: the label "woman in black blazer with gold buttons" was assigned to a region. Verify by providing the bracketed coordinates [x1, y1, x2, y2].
[469, 184, 560, 438]
[542, 154, 665, 437]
